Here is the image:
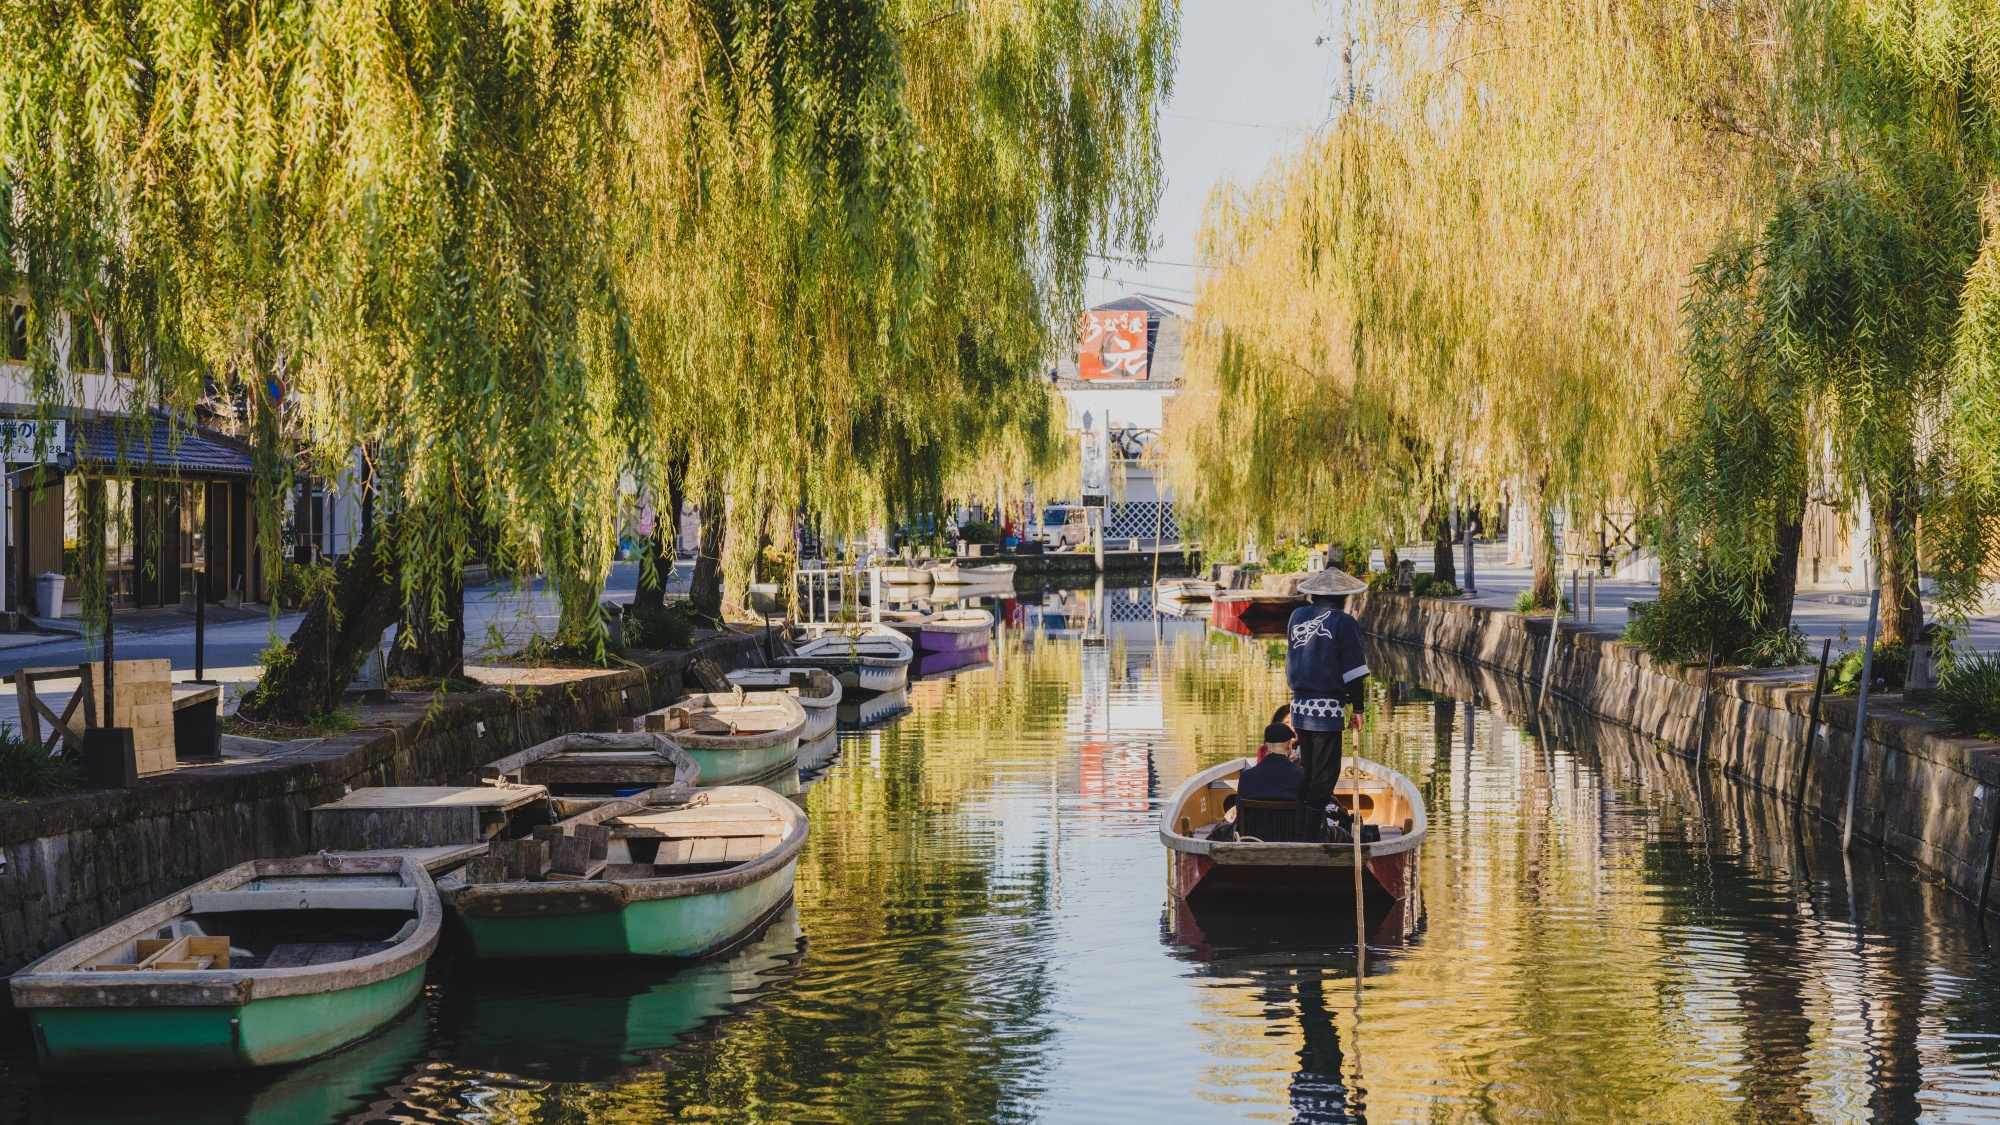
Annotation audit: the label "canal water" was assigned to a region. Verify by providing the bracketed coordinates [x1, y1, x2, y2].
[7, 585, 2000, 1123]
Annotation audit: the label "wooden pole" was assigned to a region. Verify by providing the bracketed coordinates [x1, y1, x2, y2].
[1978, 793, 2000, 921]
[1797, 639, 1832, 805]
[1151, 493, 1164, 592]
[1841, 589, 1881, 851]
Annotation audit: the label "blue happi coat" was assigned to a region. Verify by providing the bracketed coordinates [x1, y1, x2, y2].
[1284, 604, 1370, 730]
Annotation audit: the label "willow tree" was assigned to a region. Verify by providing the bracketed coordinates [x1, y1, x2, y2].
[1168, 0, 1762, 607]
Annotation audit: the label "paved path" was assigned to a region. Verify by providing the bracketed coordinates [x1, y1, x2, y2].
[1417, 543, 2000, 656]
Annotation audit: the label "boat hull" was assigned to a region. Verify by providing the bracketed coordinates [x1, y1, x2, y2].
[918, 626, 989, 653]
[687, 738, 801, 787]
[30, 962, 425, 1071]
[1170, 848, 1411, 902]
[455, 861, 798, 960]
[916, 646, 991, 678]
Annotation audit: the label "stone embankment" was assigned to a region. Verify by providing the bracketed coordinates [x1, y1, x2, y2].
[1352, 592, 2000, 912]
[0, 634, 763, 976]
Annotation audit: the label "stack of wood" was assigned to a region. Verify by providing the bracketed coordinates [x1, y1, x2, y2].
[88, 935, 231, 971]
[461, 823, 612, 884]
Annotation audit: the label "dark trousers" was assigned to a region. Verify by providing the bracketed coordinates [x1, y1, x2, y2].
[1296, 727, 1349, 841]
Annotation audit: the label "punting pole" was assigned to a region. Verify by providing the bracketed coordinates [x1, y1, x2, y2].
[1841, 588, 1881, 852]
[1797, 639, 1833, 806]
[1350, 725, 1366, 996]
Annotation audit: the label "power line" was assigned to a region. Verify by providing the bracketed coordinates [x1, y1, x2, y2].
[1163, 111, 1284, 130]
[1087, 253, 1214, 270]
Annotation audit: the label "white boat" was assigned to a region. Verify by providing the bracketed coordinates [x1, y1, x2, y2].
[725, 667, 842, 741]
[644, 692, 808, 787]
[778, 623, 913, 695]
[1160, 755, 1427, 901]
[927, 562, 1016, 588]
[881, 607, 994, 654]
[1155, 578, 1221, 603]
[875, 565, 933, 586]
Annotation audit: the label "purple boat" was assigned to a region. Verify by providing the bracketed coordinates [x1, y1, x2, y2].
[884, 608, 993, 655]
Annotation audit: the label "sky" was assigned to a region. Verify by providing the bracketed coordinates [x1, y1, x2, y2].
[1084, 0, 1346, 308]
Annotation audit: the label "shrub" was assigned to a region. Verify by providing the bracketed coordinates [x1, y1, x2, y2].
[1830, 640, 1910, 696]
[1622, 584, 1757, 663]
[957, 520, 999, 545]
[1411, 573, 1460, 598]
[1367, 570, 1399, 593]
[273, 560, 336, 609]
[1265, 545, 1311, 573]
[1513, 589, 1573, 615]
[627, 601, 696, 650]
[1936, 653, 2000, 739]
[0, 726, 80, 800]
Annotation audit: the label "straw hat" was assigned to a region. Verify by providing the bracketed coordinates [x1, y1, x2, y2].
[1296, 567, 1369, 596]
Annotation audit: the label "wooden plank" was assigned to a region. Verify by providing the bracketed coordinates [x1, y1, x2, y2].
[545, 858, 608, 882]
[189, 887, 420, 913]
[655, 838, 694, 866]
[722, 836, 771, 862]
[689, 837, 726, 864]
[315, 786, 546, 811]
[462, 857, 508, 885]
[548, 835, 592, 875]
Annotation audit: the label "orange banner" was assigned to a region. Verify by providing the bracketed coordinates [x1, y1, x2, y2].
[1079, 310, 1149, 380]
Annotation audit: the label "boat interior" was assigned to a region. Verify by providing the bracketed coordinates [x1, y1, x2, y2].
[726, 667, 838, 702]
[646, 693, 798, 738]
[1172, 762, 1417, 844]
[453, 790, 793, 885]
[76, 872, 424, 972]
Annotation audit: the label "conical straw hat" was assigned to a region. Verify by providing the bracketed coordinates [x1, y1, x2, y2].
[1296, 568, 1369, 596]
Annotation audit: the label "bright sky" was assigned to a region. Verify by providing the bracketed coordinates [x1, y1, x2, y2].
[1084, 0, 1346, 307]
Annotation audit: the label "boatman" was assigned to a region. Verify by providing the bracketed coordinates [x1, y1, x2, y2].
[1284, 567, 1371, 842]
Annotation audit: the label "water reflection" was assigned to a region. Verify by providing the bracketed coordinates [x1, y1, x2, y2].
[2, 585, 1999, 1123]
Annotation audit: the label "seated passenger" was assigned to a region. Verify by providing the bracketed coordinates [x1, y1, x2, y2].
[1240, 723, 1304, 801]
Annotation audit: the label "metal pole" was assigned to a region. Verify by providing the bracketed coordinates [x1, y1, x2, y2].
[1587, 572, 1596, 623]
[1978, 793, 2000, 920]
[1463, 507, 1476, 594]
[1797, 638, 1832, 805]
[1151, 494, 1164, 592]
[193, 570, 207, 683]
[1841, 589, 1880, 850]
[103, 597, 115, 728]
[1696, 619, 1718, 767]
[1537, 594, 1562, 711]
[1570, 569, 1579, 623]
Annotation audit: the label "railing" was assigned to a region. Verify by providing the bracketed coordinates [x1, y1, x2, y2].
[1110, 426, 1161, 461]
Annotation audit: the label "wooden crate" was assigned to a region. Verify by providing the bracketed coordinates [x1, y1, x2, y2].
[81, 660, 175, 777]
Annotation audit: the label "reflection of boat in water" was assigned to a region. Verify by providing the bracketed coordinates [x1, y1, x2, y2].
[30, 1000, 432, 1125]
[1165, 883, 1423, 960]
[437, 906, 803, 1083]
[795, 726, 841, 778]
[1155, 577, 1220, 603]
[915, 647, 992, 679]
[1210, 591, 1302, 635]
[1161, 756, 1427, 901]
[838, 685, 910, 727]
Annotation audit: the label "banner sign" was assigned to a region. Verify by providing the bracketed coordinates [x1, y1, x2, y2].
[1078, 309, 1150, 380]
[0, 419, 66, 464]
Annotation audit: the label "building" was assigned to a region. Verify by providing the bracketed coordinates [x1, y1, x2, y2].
[1047, 292, 1190, 546]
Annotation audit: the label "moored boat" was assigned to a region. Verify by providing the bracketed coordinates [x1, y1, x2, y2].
[1155, 577, 1221, 603]
[12, 853, 442, 1071]
[875, 565, 933, 586]
[882, 607, 994, 654]
[1210, 590, 1305, 636]
[724, 666, 842, 741]
[927, 562, 1017, 587]
[480, 732, 701, 797]
[778, 623, 913, 695]
[643, 691, 807, 787]
[1160, 756, 1426, 901]
[438, 786, 807, 960]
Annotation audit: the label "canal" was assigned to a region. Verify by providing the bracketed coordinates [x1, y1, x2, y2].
[7, 585, 2000, 1123]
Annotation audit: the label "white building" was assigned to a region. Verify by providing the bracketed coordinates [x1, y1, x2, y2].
[1047, 293, 1190, 546]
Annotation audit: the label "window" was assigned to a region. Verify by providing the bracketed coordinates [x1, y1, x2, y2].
[72, 315, 104, 373]
[6, 304, 24, 363]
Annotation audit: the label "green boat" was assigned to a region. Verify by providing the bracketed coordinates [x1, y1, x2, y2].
[480, 730, 702, 797]
[11, 853, 442, 1071]
[438, 785, 807, 959]
[642, 690, 806, 787]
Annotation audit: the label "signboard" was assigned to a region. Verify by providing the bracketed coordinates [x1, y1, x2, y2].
[1078, 309, 1150, 381]
[1079, 410, 1108, 505]
[0, 419, 66, 464]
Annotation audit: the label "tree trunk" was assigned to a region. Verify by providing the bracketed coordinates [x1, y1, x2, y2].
[688, 481, 727, 626]
[1757, 512, 1805, 635]
[1530, 498, 1559, 609]
[239, 519, 402, 723]
[634, 456, 687, 612]
[1430, 505, 1457, 588]
[1379, 541, 1400, 576]
[388, 572, 464, 681]
[1874, 483, 1924, 647]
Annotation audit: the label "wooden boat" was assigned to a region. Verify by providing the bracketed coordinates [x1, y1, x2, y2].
[1210, 590, 1304, 636]
[642, 691, 806, 787]
[927, 562, 1017, 587]
[12, 852, 442, 1071]
[725, 666, 842, 741]
[1155, 578, 1221, 603]
[778, 624, 913, 695]
[875, 565, 933, 586]
[438, 786, 807, 960]
[882, 607, 994, 654]
[1160, 756, 1426, 901]
[480, 732, 701, 798]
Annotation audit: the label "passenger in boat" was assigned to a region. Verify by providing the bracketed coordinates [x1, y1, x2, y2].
[1240, 722, 1303, 798]
[1285, 569, 1371, 842]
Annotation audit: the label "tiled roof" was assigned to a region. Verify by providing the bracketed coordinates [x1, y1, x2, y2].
[67, 415, 254, 479]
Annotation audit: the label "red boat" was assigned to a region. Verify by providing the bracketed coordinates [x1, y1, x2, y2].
[1160, 755, 1426, 901]
[1209, 591, 1304, 636]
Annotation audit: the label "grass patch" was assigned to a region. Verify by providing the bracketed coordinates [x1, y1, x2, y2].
[1935, 652, 2000, 738]
[626, 602, 696, 650]
[388, 675, 486, 694]
[0, 726, 81, 800]
[222, 707, 359, 743]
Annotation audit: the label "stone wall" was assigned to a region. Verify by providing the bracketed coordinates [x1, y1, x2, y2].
[0, 635, 762, 974]
[1350, 592, 2000, 911]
